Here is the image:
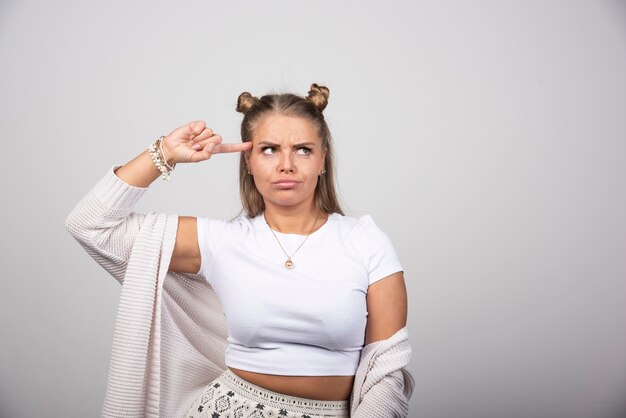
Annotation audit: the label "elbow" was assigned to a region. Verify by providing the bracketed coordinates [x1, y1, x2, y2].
[64, 210, 78, 238]
[64, 204, 92, 242]
[65, 211, 80, 238]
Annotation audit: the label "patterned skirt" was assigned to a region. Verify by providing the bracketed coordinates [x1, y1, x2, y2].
[185, 368, 350, 418]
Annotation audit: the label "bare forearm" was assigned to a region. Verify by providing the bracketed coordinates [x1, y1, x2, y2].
[114, 149, 170, 188]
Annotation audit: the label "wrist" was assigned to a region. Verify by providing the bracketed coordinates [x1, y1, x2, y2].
[160, 138, 177, 167]
[148, 136, 176, 181]
[162, 147, 177, 167]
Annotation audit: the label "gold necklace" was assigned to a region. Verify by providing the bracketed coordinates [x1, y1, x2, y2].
[264, 212, 321, 269]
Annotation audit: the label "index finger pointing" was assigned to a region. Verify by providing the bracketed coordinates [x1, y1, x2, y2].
[212, 142, 253, 154]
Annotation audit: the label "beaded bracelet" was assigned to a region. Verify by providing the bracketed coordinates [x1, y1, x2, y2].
[148, 135, 176, 181]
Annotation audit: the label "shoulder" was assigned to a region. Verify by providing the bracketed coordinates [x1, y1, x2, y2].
[334, 213, 403, 285]
[197, 211, 253, 226]
[332, 213, 391, 241]
[196, 212, 255, 239]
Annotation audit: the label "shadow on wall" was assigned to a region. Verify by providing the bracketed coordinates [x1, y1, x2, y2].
[599, 0, 626, 52]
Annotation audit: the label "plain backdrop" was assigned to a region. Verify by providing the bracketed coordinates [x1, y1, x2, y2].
[1, 1, 625, 417]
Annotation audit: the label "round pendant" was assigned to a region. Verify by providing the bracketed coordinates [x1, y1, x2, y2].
[285, 259, 293, 269]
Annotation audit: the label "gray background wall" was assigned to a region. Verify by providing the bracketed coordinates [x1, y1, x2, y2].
[1, 0, 625, 417]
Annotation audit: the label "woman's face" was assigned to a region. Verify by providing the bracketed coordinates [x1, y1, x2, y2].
[246, 114, 326, 212]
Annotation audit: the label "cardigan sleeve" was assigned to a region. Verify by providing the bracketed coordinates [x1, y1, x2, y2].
[65, 164, 150, 285]
[352, 368, 414, 417]
[350, 326, 415, 417]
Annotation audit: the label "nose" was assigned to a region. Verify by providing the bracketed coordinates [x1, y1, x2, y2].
[279, 150, 295, 173]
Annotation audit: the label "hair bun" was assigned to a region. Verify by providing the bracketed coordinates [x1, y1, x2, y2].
[236, 92, 260, 113]
[305, 83, 329, 112]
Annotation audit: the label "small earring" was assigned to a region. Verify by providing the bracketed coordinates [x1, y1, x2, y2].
[247, 170, 252, 175]
[320, 169, 326, 175]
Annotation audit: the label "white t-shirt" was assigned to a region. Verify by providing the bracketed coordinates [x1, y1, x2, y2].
[196, 211, 403, 376]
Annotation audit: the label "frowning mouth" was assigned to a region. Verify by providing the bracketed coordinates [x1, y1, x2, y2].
[272, 179, 302, 188]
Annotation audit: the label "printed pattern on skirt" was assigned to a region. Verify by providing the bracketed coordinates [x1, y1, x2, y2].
[186, 369, 350, 418]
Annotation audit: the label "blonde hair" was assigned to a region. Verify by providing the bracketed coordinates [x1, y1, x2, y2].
[236, 83, 343, 218]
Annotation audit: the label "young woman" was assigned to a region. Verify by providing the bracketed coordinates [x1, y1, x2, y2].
[67, 83, 413, 417]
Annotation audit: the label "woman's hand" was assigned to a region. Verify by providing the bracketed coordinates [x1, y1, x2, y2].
[161, 120, 252, 165]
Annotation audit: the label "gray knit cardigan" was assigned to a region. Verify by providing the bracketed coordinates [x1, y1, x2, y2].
[65, 164, 415, 417]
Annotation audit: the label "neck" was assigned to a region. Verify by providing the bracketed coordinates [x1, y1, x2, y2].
[263, 201, 328, 235]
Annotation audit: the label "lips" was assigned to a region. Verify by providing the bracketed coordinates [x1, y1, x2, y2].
[272, 179, 301, 188]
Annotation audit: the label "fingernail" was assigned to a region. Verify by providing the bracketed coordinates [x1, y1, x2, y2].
[206, 143, 215, 152]
[192, 144, 202, 150]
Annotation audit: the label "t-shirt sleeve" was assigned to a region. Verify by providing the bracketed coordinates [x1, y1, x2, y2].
[196, 216, 227, 282]
[358, 215, 404, 286]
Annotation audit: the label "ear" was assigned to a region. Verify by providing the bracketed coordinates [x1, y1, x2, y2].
[243, 141, 253, 172]
[321, 146, 328, 169]
[243, 140, 252, 163]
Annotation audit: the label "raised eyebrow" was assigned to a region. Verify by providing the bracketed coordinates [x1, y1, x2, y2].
[257, 141, 316, 148]
[258, 141, 280, 147]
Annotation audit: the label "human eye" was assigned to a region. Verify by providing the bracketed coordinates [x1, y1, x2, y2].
[261, 146, 277, 155]
[296, 146, 312, 155]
